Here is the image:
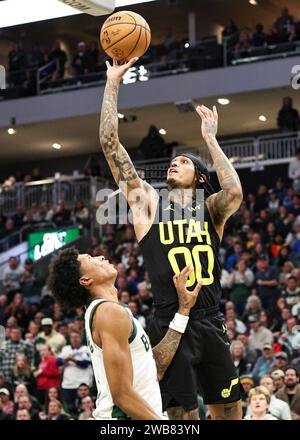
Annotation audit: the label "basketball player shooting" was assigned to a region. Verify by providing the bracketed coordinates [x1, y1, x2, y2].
[48, 249, 201, 419]
[99, 59, 244, 420]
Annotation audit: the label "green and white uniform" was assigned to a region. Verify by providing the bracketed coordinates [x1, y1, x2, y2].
[84, 298, 163, 419]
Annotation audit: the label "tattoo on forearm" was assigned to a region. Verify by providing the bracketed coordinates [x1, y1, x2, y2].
[99, 78, 139, 187]
[152, 329, 182, 381]
[207, 136, 242, 192]
[206, 136, 243, 223]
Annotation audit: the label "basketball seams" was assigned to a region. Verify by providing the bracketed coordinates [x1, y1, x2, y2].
[101, 22, 151, 33]
[125, 24, 143, 60]
[102, 25, 137, 51]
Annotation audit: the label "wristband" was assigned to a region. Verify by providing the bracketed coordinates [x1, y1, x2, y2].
[169, 313, 189, 334]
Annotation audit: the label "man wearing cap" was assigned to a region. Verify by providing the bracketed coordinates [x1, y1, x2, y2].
[252, 343, 276, 383]
[248, 314, 274, 352]
[271, 369, 285, 392]
[272, 352, 289, 371]
[100, 59, 244, 419]
[0, 388, 13, 415]
[37, 318, 66, 356]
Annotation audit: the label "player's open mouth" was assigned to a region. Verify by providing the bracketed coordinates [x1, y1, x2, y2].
[168, 169, 178, 174]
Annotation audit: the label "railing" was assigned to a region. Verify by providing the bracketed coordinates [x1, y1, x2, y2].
[0, 175, 108, 215]
[2, 38, 300, 100]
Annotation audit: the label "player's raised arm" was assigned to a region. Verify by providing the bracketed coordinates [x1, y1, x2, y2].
[99, 58, 145, 197]
[152, 266, 202, 381]
[93, 303, 161, 420]
[196, 105, 243, 234]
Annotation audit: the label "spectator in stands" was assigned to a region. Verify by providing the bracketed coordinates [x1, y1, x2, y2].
[240, 374, 255, 416]
[34, 345, 60, 405]
[15, 395, 39, 420]
[88, 41, 100, 72]
[4, 292, 29, 329]
[27, 43, 46, 71]
[72, 42, 93, 76]
[253, 255, 280, 310]
[0, 397, 11, 420]
[138, 125, 167, 159]
[259, 375, 291, 419]
[248, 314, 274, 352]
[225, 241, 244, 272]
[56, 330, 92, 413]
[273, 352, 289, 371]
[10, 353, 35, 395]
[47, 399, 70, 420]
[71, 200, 90, 231]
[0, 388, 14, 415]
[242, 295, 262, 323]
[16, 408, 31, 420]
[37, 317, 66, 356]
[266, 25, 281, 45]
[20, 259, 44, 304]
[252, 343, 276, 383]
[281, 276, 300, 306]
[0, 326, 34, 383]
[234, 30, 252, 58]
[222, 19, 239, 43]
[8, 42, 26, 87]
[1, 256, 24, 297]
[230, 340, 248, 375]
[288, 148, 300, 195]
[295, 16, 300, 41]
[252, 24, 267, 47]
[78, 395, 95, 420]
[276, 367, 300, 415]
[52, 200, 71, 227]
[271, 369, 285, 392]
[74, 383, 92, 416]
[274, 8, 294, 43]
[244, 386, 277, 420]
[237, 333, 258, 370]
[278, 97, 300, 132]
[227, 258, 254, 316]
[48, 40, 67, 80]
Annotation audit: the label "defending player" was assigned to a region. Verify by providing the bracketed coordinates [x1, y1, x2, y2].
[48, 248, 201, 419]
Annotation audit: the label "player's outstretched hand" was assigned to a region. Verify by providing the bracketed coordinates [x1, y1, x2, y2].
[196, 104, 218, 140]
[105, 57, 139, 81]
[173, 266, 202, 315]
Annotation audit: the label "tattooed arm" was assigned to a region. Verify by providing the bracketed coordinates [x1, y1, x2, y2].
[196, 105, 243, 233]
[152, 266, 202, 381]
[99, 58, 152, 198]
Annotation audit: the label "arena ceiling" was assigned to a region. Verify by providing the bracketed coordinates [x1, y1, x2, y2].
[0, 86, 299, 162]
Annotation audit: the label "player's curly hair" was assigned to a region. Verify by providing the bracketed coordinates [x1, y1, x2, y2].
[47, 247, 91, 308]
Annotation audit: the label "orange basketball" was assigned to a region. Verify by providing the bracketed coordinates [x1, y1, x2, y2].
[100, 11, 151, 62]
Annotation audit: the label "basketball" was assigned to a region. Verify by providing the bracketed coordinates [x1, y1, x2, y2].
[100, 11, 151, 62]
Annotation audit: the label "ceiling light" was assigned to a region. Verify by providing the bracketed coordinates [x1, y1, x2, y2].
[7, 128, 16, 135]
[184, 43, 190, 48]
[217, 98, 230, 105]
[118, 113, 125, 119]
[52, 143, 62, 150]
[0, 0, 156, 28]
[259, 115, 267, 122]
[249, 0, 258, 5]
[159, 129, 167, 135]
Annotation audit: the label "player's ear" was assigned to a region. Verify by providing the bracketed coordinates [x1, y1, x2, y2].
[79, 276, 93, 287]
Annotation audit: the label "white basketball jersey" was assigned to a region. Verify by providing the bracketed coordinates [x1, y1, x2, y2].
[84, 298, 163, 419]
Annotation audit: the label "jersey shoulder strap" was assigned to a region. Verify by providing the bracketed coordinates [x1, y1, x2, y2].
[85, 299, 137, 345]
